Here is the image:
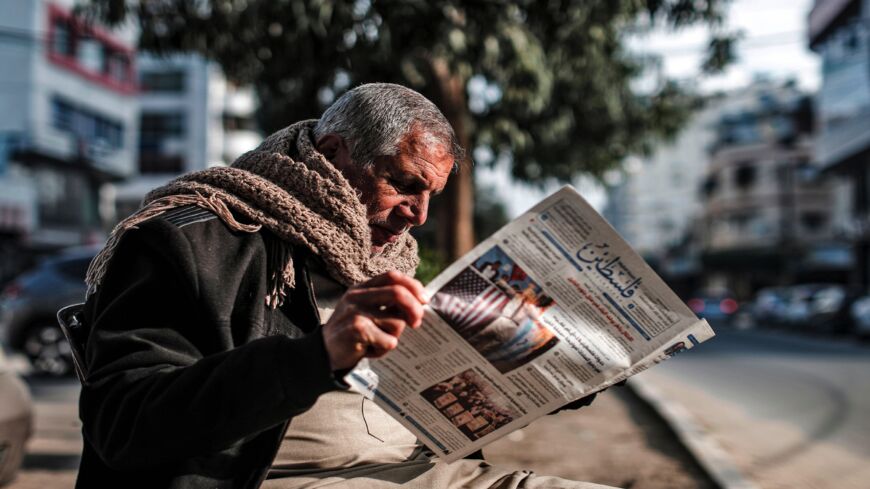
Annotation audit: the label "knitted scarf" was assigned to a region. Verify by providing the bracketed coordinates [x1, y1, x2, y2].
[85, 120, 419, 308]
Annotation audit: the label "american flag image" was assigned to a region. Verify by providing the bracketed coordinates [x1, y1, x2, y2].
[432, 267, 511, 335]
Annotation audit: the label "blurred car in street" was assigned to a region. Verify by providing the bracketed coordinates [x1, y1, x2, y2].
[804, 284, 860, 334]
[0, 349, 33, 486]
[0, 247, 98, 377]
[849, 295, 870, 341]
[746, 287, 792, 328]
[778, 285, 814, 330]
[747, 283, 859, 334]
[687, 290, 740, 327]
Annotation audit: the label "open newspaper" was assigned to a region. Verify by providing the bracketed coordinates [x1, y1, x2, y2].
[347, 185, 714, 462]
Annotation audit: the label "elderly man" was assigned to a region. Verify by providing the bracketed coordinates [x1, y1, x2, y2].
[76, 84, 612, 489]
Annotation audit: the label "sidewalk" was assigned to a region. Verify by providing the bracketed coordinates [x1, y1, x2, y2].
[7, 380, 716, 489]
[486, 386, 717, 489]
[7, 387, 80, 489]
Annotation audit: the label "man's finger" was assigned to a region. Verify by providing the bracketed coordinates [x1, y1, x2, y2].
[346, 285, 425, 327]
[371, 317, 407, 338]
[361, 271, 428, 304]
[361, 321, 399, 357]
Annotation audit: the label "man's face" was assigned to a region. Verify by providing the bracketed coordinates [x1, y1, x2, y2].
[317, 129, 454, 253]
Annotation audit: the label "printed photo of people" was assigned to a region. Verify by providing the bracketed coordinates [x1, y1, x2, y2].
[420, 369, 518, 441]
[429, 246, 560, 373]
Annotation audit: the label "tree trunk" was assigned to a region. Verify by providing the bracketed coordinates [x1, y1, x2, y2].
[431, 58, 475, 262]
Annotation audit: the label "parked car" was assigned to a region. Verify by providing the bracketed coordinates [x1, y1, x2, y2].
[806, 285, 860, 334]
[0, 349, 33, 486]
[0, 247, 99, 376]
[849, 295, 870, 340]
[748, 283, 859, 334]
[686, 290, 740, 327]
[778, 284, 815, 330]
[747, 286, 792, 328]
[782, 284, 858, 334]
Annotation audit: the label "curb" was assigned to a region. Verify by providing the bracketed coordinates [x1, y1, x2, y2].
[627, 377, 759, 489]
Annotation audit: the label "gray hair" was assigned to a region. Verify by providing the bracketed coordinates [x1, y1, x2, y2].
[313, 83, 464, 171]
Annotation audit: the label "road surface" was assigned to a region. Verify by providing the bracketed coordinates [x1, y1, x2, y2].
[637, 327, 870, 489]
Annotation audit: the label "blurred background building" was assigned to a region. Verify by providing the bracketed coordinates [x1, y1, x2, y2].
[0, 2, 261, 283]
[603, 94, 729, 297]
[809, 0, 870, 288]
[113, 53, 260, 221]
[698, 81, 850, 298]
[606, 80, 852, 300]
[0, 0, 137, 282]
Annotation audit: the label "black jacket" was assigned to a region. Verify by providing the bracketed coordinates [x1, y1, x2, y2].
[76, 206, 341, 488]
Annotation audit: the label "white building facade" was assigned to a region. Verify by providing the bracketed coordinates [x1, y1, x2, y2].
[809, 0, 870, 287]
[608, 97, 728, 257]
[114, 54, 261, 220]
[0, 0, 137, 278]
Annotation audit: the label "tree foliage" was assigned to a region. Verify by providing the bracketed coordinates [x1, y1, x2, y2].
[84, 0, 734, 258]
[86, 0, 732, 180]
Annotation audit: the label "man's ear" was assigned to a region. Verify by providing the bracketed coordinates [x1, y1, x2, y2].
[316, 134, 350, 165]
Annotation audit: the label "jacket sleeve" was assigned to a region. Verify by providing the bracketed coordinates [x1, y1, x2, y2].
[78, 219, 339, 471]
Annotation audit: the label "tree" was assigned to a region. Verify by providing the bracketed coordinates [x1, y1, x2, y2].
[86, 0, 735, 261]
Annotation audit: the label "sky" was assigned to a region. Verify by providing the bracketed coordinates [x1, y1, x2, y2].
[479, 0, 821, 218]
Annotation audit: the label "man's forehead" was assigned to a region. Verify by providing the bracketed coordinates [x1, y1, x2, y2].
[392, 133, 453, 172]
[398, 130, 450, 159]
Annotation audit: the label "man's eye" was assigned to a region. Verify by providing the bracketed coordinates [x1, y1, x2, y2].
[389, 178, 411, 193]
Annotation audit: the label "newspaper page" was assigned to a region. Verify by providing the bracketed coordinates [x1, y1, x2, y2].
[346, 185, 714, 462]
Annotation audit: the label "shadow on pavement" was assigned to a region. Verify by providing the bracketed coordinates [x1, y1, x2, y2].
[616, 387, 717, 488]
[21, 453, 80, 471]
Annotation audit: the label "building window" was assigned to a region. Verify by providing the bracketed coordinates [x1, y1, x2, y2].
[50, 96, 125, 150]
[140, 71, 186, 93]
[795, 160, 817, 183]
[734, 164, 756, 189]
[77, 37, 104, 73]
[52, 19, 74, 57]
[701, 174, 718, 198]
[51, 98, 74, 131]
[749, 218, 771, 237]
[731, 213, 752, 230]
[105, 52, 131, 83]
[46, 5, 136, 93]
[801, 212, 827, 233]
[139, 154, 185, 174]
[141, 113, 186, 138]
[139, 112, 187, 174]
[716, 112, 762, 148]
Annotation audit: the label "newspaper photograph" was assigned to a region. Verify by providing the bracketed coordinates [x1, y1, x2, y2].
[347, 185, 715, 462]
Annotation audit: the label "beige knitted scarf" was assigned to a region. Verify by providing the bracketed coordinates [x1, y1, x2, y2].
[86, 120, 419, 308]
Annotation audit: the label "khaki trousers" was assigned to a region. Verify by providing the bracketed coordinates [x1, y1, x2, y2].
[263, 390, 616, 489]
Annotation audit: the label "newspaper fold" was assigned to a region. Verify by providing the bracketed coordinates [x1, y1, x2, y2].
[347, 185, 714, 462]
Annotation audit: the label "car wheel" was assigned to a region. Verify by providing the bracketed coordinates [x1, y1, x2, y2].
[22, 323, 73, 377]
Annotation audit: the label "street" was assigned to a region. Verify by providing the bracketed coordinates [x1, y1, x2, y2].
[638, 327, 870, 489]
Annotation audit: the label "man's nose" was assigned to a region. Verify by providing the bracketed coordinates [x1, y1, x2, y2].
[399, 194, 429, 226]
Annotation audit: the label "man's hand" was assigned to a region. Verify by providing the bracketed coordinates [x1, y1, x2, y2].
[322, 271, 427, 371]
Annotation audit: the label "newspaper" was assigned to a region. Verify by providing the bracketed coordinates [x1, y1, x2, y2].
[346, 185, 714, 462]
